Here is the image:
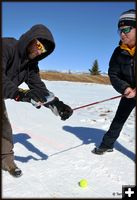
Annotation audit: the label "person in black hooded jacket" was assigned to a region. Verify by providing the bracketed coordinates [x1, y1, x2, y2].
[2, 24, 73, 177]
[92, 9, 136, 155]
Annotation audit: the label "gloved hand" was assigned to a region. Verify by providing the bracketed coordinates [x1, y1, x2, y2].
[14, 88, 55, 108]
[47, 97, 73, 120]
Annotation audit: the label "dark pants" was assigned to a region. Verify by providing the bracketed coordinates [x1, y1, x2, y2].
[2, 100, 17, 171]
[99, 97, 136, 149]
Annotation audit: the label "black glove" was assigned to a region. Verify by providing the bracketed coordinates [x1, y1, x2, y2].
[14, 88, 55, 108]
[47, 97, 73, 120]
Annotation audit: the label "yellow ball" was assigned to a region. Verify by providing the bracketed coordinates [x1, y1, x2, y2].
[79, 179, 88, 188]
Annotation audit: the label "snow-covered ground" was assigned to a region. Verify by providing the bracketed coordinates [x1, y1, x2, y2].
[2, 80, 135, 198]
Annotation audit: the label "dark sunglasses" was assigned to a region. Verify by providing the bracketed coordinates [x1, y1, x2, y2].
[118, 26, 134, 34]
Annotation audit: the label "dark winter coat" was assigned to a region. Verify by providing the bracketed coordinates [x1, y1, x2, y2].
[108, 45, 135, 94]
[2, 24, 55, 99]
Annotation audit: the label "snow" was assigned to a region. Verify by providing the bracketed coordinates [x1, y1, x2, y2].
[2, 80, 135, 198]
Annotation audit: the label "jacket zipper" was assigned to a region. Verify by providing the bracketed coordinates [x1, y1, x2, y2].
[130, 58, 135, 88]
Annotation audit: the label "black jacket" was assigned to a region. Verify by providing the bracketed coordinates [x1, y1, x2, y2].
[2, 24, 55, 99]
[108, 46, 135, 94]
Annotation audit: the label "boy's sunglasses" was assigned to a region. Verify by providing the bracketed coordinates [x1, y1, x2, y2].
[36, 40, 47, 53]
[118, 26, 134, 34]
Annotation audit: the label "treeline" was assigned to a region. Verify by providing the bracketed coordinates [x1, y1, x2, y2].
[41, 59, 106, 76]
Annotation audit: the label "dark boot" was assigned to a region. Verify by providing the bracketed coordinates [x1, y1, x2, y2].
[3, 163, 22, 177]
[8, 166, 22, 177]
[92, 147, 113, 155]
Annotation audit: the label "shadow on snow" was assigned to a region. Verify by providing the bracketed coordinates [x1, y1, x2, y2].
[13, 126, 135, 163]
[63, 125, 135, 162]
[13, 133, 48, 162]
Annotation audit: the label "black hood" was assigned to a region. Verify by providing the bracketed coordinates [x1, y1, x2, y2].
[17, 24, 55, 61]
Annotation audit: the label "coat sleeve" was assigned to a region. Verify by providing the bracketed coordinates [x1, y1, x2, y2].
[2, 46, 19, 99]
[25, 63, 51, 96]
[108, 49, 130, 94]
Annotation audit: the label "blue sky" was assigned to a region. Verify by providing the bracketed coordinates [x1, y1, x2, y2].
[2, 1, 135, 73]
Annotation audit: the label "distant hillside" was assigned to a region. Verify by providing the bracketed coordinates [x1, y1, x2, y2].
[40, 71, 110, 85]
